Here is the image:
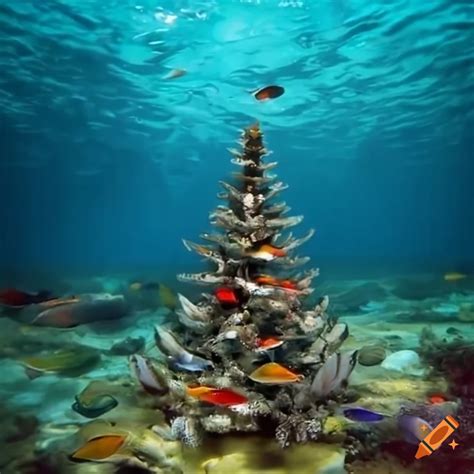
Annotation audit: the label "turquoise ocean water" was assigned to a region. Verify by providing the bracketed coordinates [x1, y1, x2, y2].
[0, 1, 473, 473]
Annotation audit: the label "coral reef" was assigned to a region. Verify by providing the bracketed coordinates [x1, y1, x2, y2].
[147, 123, 357, 448]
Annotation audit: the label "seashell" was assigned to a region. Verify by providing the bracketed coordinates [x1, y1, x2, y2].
[358, 345, 387, 367]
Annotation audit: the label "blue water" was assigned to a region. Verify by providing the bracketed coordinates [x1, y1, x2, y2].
[0, 1, 473, 273]
[1, 4, 474, 473]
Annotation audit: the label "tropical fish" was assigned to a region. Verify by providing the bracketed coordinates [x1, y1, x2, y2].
[342, 407, 386, 423]
[255, 275, 298, 290]
[198, 389, 248, 407]
[246, 244, 286, 261]
[20, 346, 101, 379]
[311, 351, 358, 400]
[214, 287, 239, 307]
[187, 385, 248, 407]
[255, 337, 284, 352]
[173, 352, 214, 372]
[398, 415, 433, 445]
[0, 288, 54, 308]
[31, 294, 129, 328]
[70, 434, 127, 461]
[164, 68, 187, 80]
[154, 326, 214, 372]
[159, 284, 178, 310]
[253, 85, 285, 101]
[72, 394, 118, 419]
[186, 385, 215, 397]
[444, 272, 467, 282]
[249, 362, 303, 384]
[129, 354, 169, 396]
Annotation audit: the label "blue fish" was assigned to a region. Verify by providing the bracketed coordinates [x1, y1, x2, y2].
[342, 407, 385, 422]
[172, 353, 214, 373]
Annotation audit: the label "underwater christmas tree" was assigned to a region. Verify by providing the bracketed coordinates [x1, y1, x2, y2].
[145, 123, 357, 448]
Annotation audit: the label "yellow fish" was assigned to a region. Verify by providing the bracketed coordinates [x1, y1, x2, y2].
[444, 272, 467, 282]
[249, 362, 303, 384]
[186, 385, 215, 397]
[159, 284, 178, 310]
[20, 347, 100, 379]
[70, 434, 127, 461]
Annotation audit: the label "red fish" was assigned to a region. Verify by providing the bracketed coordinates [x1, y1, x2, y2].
[253, 85, 285, 101]
[428, 394, 449, 404]
[198, 388, 248, 407]
[214, 287, 239, 307]
[255, 337, 284, 352]
[0, 288, 54, 307]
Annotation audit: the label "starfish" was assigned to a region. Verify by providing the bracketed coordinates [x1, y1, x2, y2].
[448, 439, 459, 450]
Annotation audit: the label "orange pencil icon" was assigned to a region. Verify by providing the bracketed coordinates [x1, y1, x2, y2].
[415, 415, 459, 459]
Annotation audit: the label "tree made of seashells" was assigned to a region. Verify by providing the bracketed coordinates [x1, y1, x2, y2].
[152, 123, 357, 448]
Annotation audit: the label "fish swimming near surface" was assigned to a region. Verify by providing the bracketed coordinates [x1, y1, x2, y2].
[342, 407, 386, 423]
[163, 68, 187, 80]
[311, 351, 358, 400]
[249, 362, 303, 384]
[72, 394, 118, 419]
[187, 385, 248, 407]
[253, 85, 285, 101]
[70, 434, 128, 462]
[0, 288, 55, 308]
[444, 272, 467, 282]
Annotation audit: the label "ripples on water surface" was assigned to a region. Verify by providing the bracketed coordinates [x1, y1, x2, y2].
[1, 0, 473, 170]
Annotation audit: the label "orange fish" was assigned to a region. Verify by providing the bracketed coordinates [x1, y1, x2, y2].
[164, 68, 187, 80]
[70, 434, 127, 461]
[188, 386, 248, 406]
[253, 85, 285, 101]
[255, 275, 297, 290]
[186, 385, 215, 397]
[255, 337, 284, 352]
[247, 245, 286, 261]
[249, 362, 303, 384]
